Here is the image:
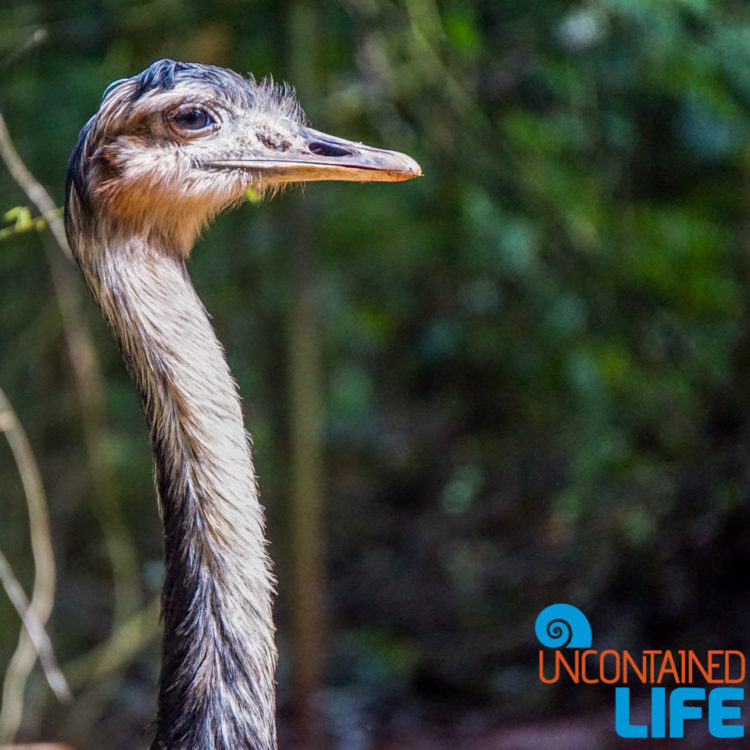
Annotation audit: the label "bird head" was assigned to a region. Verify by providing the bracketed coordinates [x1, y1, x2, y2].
[66, 59, 421, 255]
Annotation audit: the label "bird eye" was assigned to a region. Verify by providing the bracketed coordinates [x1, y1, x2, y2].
[172, 109, 214, 131]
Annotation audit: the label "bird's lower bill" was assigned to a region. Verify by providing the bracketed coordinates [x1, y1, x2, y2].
[206, 159, 421, 183]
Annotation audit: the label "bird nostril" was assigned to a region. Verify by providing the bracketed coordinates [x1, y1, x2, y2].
[308, 141, 354, 157]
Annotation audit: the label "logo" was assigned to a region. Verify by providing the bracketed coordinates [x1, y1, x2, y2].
[535, 603, 745, 739]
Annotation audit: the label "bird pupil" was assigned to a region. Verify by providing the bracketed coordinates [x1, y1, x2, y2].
[174, 109, 210, 130]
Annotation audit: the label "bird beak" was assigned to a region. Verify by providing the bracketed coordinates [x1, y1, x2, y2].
[207, 125, 422, 184]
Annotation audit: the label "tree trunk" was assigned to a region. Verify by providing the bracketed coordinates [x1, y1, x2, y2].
[287, 3, 327, 748]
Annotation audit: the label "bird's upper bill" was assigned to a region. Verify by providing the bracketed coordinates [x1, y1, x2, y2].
[203, 123, 422, 184]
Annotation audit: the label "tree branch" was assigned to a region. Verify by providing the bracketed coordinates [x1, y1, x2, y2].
[0, 387, 64, 743]
[0, 546, 71, 702]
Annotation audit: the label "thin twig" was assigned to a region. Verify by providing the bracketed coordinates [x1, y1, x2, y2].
[63, 595, 160, 690]
[0, 108, 70, 259]
[0, 92, 141, 718]
[59, 596, 160, 743]
[0, 91, 140, 627]
[0, 27, 48, 71]
[0, 547, 71, 702]
[0, 387, 61, 743]
[0, 207, 63, 240]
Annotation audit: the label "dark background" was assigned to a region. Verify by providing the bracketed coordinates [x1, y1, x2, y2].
[1, 1, 750, 748]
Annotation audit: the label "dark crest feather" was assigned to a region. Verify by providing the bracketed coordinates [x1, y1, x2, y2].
[134, 59, 188, 98]
[64, 115, 97, 241]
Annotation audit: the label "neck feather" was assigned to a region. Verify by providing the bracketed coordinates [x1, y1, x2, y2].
[76, 230, 277, 750]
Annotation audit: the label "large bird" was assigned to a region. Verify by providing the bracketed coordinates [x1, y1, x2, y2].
[64, 59, 420, 750]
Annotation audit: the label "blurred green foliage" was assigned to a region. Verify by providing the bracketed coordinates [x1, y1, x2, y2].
[2, 0, 750, 747]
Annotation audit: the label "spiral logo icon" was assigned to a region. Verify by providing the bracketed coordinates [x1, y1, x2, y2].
[535, 603, 592, 648]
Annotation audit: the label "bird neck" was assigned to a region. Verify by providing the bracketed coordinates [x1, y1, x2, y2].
[76, 231, 277, 750]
